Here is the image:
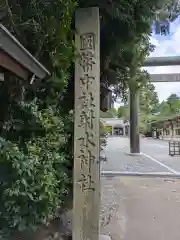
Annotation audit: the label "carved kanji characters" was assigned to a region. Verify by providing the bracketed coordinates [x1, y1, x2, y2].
[77, 148, 96, 170]
[78, 131, 95, 149]
[80, 74, 95, 91]
[80, 33, 95, 50]
[80, 51, 96, 72]
[78, 91, 95, 129]
[78, 173, 95, 192]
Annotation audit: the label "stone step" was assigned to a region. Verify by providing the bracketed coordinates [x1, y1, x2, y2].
[100, 234, 112, 240]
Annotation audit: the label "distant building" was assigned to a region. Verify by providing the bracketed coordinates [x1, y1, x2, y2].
[150, 115, 180, 140]
[100, 118, 130, 136]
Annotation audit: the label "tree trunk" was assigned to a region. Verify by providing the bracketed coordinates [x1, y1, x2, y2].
[129, 88, 140, 153]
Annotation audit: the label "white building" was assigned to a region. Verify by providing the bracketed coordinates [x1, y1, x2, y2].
[100, 118, 130, 136]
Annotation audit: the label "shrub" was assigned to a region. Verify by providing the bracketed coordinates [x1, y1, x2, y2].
[0, 103, 72, 238]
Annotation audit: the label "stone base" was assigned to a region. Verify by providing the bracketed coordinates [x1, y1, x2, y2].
[100, 235, 112, 240]
[124, 152, 142, 156]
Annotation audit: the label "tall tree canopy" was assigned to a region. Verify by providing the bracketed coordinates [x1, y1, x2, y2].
[140, 82, 159, 114]
[116, 81, 160, 133]
[1, 0, 163, 103]
[152, 93, 180, 120]
[117, 106, 129, 119]
[139, 92, 180, 134]
[0, 0, 172, 238]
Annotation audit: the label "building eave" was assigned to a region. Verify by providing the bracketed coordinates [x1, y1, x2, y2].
[0, 24, 50, 79]
[151, 115, 180, 126]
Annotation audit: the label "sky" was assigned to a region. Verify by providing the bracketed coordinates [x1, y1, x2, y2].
[114, 16, 180, 109]
[144, 16, 180, 103]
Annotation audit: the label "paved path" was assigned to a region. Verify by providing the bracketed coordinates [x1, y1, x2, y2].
[100, 137, 180, 240]
[101, 137, 180, 174]
[141, 138, 180, 173]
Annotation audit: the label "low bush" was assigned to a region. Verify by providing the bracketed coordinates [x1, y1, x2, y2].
[0, 102, 73, 238]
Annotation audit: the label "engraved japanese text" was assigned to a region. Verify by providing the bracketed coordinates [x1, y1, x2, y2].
[77, 32, 97, 192]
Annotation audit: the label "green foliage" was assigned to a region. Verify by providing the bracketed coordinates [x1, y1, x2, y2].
[140, 82, 159, 114]
[100, 110, 114, 118]
[139, 112, 149, 134]
[103, 125, 112, 134]
[0, 0, 167, 236]
[107, 108, 117, 118]
[117, 106, 129, 119]
[0, 102, 72, 237]
[117, 81, 160, 133]
[79, 0, 161, 100]
[1, 0, 76, 109]
[0, 0, 75, 235]
[142, 93, 180, 133]
[137, 81, 159, 133]
[149, 94, 180, 122]
[166, 94, 180, 113]
[139, 122, 147, 134]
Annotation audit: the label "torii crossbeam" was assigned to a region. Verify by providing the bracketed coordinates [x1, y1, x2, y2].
[144, 56, 180, 67]
[145, 56, 180, 82]
[150, 73, 180, 82]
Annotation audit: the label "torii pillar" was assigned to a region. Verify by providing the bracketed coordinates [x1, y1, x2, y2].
[129, 56, 180, 154]
[129, 87, 140, 154]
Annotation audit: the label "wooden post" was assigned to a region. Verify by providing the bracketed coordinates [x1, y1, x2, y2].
[73, 7, 100, 240]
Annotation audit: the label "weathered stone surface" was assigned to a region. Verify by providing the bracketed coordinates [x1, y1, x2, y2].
[73, 7, 100, 240]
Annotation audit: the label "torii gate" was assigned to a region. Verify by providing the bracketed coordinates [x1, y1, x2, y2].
[129, 56, 180, 154]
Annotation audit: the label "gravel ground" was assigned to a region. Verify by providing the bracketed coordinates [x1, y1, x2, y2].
[101, 151, 167, 173]
[100, 176, 180, 240]
[100, 177, 126, 240]
[100, 137, 180, 240]
[101, 137, 168, 173]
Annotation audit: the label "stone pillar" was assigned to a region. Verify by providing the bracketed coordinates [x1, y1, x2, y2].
[129, 88, 140, 153]
[73, 7, 100, 240]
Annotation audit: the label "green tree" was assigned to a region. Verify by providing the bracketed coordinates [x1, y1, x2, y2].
[148, 93, 180, 128]
[138, 82, 159, 134]
[167, 93, 180, 113]
[117, 106, 129, 119]
[151, 94, 180, 119]
[107, 108, 117, 118]
[0, 0, 76, 238]
[140, 82, 159, 114]
[0, 0, 168, 237]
